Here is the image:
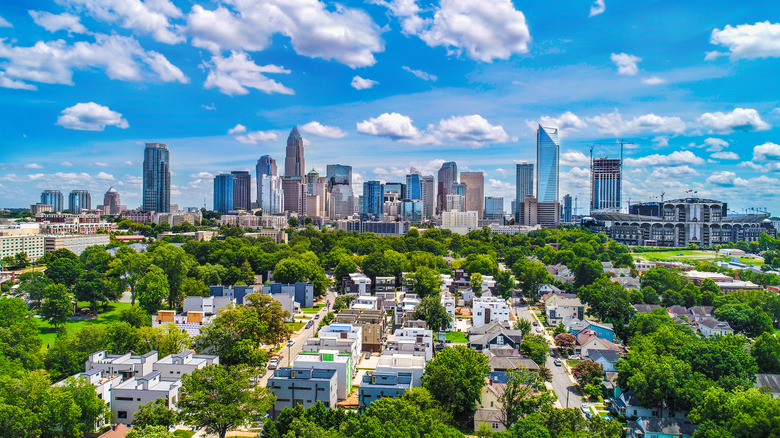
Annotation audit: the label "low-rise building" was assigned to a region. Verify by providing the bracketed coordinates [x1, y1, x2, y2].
[358, 371, 413, 412]
[268, 367, 338, 419]
[263, 282, 314, 308]
[317, 324, 363, 367]
[587, 349, 621, 373]
[390, 327, 433, 361]
[441, 292, 456, 330]
[343, 272, 371, 295]
[57, 368, 122, 404]
[111, 372, 180, 425]
[152, 350, 219, 382]
[152, 310, 216, 337]
[375, 276, 395, 294]
[43, 234, 111, 256]
[697, 317, 734, 337]
[565, 320, 615, 342]
[302, 337, 360, 375]
[182, 296, 233, 315]
[469, 321, 523, 351]
[576, 329, 622, 358]
[628, 417, 696, 438]
[472, 297, 511, 328]
[351, 295, 380, 311]
[0, 224, 45, 261]
[334, 309, 386, 352]
[375, 353, 426, 387]
[209, 285, 254, 305]
[293, 350, 354, 400]
[86, 350, 158, 381]
[545, 295, 585, 325]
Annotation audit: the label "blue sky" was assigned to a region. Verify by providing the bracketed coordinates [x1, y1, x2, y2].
[1, 0, 779, 213]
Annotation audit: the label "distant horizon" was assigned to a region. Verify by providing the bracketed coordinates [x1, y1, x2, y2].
[1, 1, 779, 212]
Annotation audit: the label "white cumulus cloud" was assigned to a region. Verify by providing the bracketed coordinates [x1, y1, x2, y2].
[560, 150, 590, 166]
[56, 102, 129, 131]
[698, 108, 771, 133]
[711, 151, 739, 160]
[624, 150, 705, 166]
[0, 33, 188, 88]
[706, 171, 737, 186]
[203, 51, 293, 96]
[610, 52, 642, 76]
[429, 115, 510, 146]
[25, 163, 43, 169]
[0, 16, 11, 27]
[357, 112, 438, 145]
[642, 76, 665, 85]
[704, 137, 729, 152]
[29, 11, 87, 34]
[706, 21, 780, 60]
[186, 0, 384, 68]
[300, 121, 347, 139]
[56, 0, 184, 44]
[588, 110, 686, 136]
[227, 124, 278, 144]
[527, 111, 587, 136]
[753, 142, 780, 161]
[589, 0, 605, 17]
[403, 66, 437, 81]
[351, 75, 378, 90]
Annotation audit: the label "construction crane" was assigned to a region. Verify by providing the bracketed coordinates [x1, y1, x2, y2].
[589, 140, 636, 213]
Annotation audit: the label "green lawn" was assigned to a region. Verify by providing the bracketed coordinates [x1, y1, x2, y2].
[633, 249, 765, 267]
[567, 360, 581, 367]
[446, 331, 468, 343]
[35, 301, 133, 351]
[172, 431, 196, 438]
[286, 321, 305, 332]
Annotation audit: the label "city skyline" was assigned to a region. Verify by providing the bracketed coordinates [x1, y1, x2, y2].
[0, 1, 779, 212]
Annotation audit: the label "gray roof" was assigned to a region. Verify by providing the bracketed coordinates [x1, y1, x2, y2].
[588, 349, 621, 363]
[470, 320, 512, 336]
[489, 356, 539, 372]
[474, 409, 502, 423]
[698, 317, 732, 330]
[637, 418, 697, 435]
[756, 374, 780, 395]
[633, 304, 661, 313]
[689, 306, 714, 316]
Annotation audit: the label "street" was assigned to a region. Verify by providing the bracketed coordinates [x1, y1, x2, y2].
[512, 296, 582, 409]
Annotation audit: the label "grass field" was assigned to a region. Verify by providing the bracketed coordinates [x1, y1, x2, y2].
[446, 331, 468, 343]
[632, 249, 764, 266]
[172, 431, 196, 438]
[35, 301, 133, 351]
[286, 321, 305, 332]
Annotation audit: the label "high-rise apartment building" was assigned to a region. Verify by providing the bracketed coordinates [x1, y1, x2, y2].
[362, 181, 384, 221]
[485, 197, 504, 220]
[306, 169, 328, 218]
[515, 162, 534, 218]
[261, 175, 284, 214]
[405, 173, 421, 200]
[214, 174, 236, 214]
[536, 126, 559, 203]
[446, 194, 464, 212]
[41, 190, 64, 212]
[326, 164, 352, 188]
[143, 143, 171, 213]
[256, 155, 277, 209]
[591, 158, 621, 212]
[452, 182, 466, 196]
[562, 194, 573, 222]
[329, 185, 354, 219]
[421, 175, 435, 219]
[282, 177, 306, 214]
[285, 127, 305, 177]
[437, 161, 458, 214]
[384, 182, 406, 200]
[68, 190, 91, 212]
[460, 172, 485, 218]
[231, 171, 251, 210]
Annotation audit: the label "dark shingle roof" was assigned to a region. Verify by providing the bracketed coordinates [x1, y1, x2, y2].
[756, 374, 780, 395]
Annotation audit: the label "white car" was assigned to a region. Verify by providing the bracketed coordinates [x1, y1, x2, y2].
[287, 339, 295, 347]
[580, 403, 590, 415]
[268, 359, 279, 370]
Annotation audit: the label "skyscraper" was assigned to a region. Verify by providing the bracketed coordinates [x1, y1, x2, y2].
[405, 173, 421, 199]
[515, 163, 534, 221]
[437, 161, 458, 214]
[256, 155, 277, 208]
[591, 158, 621, 212]
[41, 190, 64, 212]
[282, 177, 306, 213]
[460, 171, 485, 218]
[68, 190, 91, 212]
[485, 197, 504, 220]
[562, 194, 573, 222]
[384, 182, 406, 200]
[326, 164, 352, 188]
[143, 142, 171, 213]
[421, 175, 435, 219]
[231, 171, 251, 210]
[362, 180, 384, 221]
[99, 186, 126, 215]
[214, 174, 236, 214]
[261, 175, 284, 214]
[284, 127, 305, 177]
[536, 125, 560, 203]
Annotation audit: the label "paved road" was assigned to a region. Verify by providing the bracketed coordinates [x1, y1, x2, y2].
[512, 296, 582, 409]
[257, 290, 337, 387]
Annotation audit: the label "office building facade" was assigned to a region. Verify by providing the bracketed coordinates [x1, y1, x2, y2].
[68, 190, 91, 212]
[282, 177, 306, 214]
[99, 187, 126, 215]
[485, 197, 504, 220]
[256, 155, 277, 208]
[362, 181, 384, 221]
[142, 143, 171, 213]
[437, 161, 458, 214]
[591, 158, 621, 212]
[326, 164, 352, 188]
[330, 185, 354, 219]
[231, 171, 251, 210]
[562, 194, 573, 223]
[284, 127, 305, 177]
[461, 172, 485, 218]
[536, 126, 559, 203]
[515, 162, 533, 220]
[260, 175, 284, 214]
[213, 174, 236, 214]
[41, 190, 64, 212]
[421, 175, 435, 219]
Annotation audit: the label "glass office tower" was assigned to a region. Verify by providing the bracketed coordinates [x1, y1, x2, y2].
[214, 173, 236, 214]
[536, 125, 560, 203]
[143, 142, 171, 212]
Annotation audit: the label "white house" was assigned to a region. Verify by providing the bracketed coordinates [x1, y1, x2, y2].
[182, 296, 233, 315]
[375, 353, 426, 387]
[318, 324, 363, 358]
[472, 297, 511, 328]
[293, 350, 354, 400]
[697, 317, 734, 337]
[545, 296, 585, 325]
[152, 350, 219, 382]
[391, 327, 434, 361]
[441, 292, 456, 330]
[352, 295, 380, 311]
[111, 372, 181, 425]
[56, 368, 121, 405]
[85, 351, 157, 381]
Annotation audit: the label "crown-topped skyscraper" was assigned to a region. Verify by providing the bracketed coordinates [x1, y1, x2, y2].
[284, 127, 305, 178]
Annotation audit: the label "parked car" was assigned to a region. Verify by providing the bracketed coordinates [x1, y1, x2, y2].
[365, 353, 371, 360]
[549, 348, 556, 357]
[305, 321, 313, 329]
[435, 343, 445, 351]
[568, 354, 582, 360]
[554, 358, 562, 366]
[268, 359, 279, 370]
[314, 314, 320, 319]
[288, 339, 295, 347]
[532, 321, 538, 326]
[580, 404, 590, 415]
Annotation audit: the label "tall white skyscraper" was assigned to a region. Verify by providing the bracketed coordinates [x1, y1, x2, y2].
[261, 175, 284, 214]
[536, 125, 560, 203]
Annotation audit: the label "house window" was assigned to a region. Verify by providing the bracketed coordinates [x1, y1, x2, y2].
[492, 423, 499, 429]
[117, 411, 127, 419]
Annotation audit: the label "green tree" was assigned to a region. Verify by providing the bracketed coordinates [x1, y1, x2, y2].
[134, 398, 179, 428]
[413, 294, 452, 331]
[520, 334, 549, 365]
[182, 277, 209, 297]
[470, 272, 484, 295]
[0, 297, 42, 370]
[13, 252, 29, 269]
[333, 258, 358, 291]
[514, 318, 532, 337]
[361, 251, 391, 284]
[45, 257, 84, 287]
[640, 267, 683, 294]
[126, 426, 174, 438]
[16, 271, 52, 308]
[288, 216, 300, 227]
[689, 386, 780, 438]
[571, 360, 604, 386]
[406, 266, 443, 298]
[80, 246, 113, 273]
[74, 271, 110, 314]
[752, 332, 780, 374]
[498, 367, 555, 429]
[137, 265, 169, 315]
[149, 242, 194, 308]
[512, 258, 552, 299]
[554, 333, 576, 355]
[573, 258, 605, 288]
[108, 248, 149, 305]
[332, 295, 356, 312]
[40, 283, 73, 329]
[105, 321, 141, 354]
[495, 270, 515, 300]
[120, 305, 151, 327]
[137, 323, 192, 358]
[273, 258, 308, 284]
[422, 345, 489, 427]
[178, 365, 275, 438]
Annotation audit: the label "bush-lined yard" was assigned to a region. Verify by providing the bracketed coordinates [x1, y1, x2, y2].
[35, 301, 133, 351]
